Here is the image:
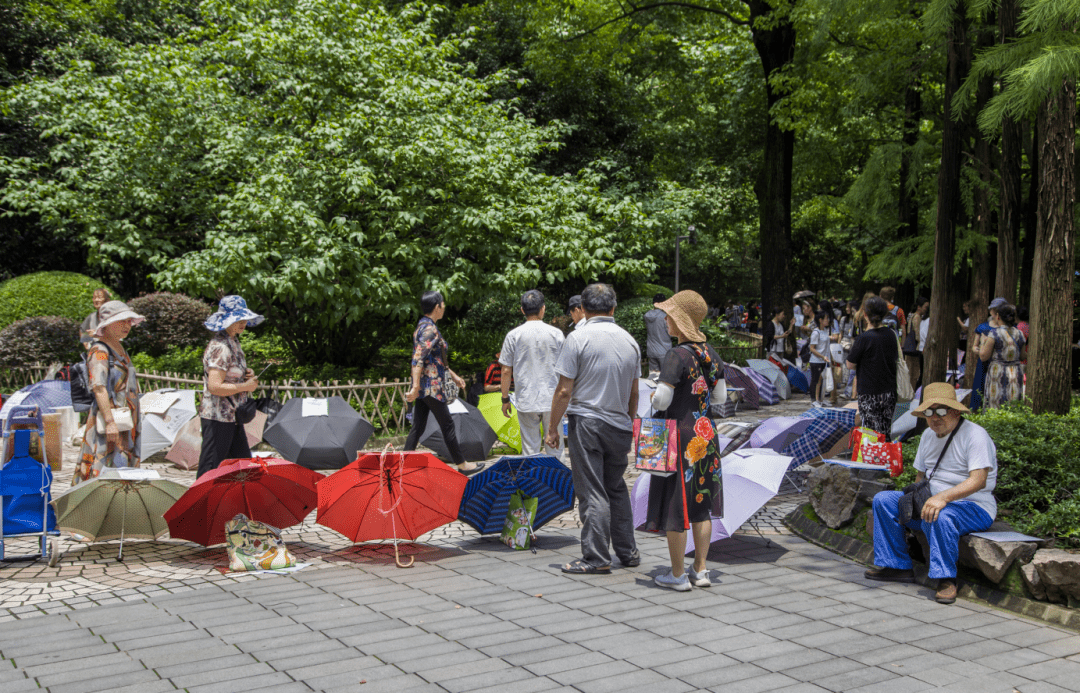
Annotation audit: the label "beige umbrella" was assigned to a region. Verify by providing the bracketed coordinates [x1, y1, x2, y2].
[50, 469, 187, 560]
[165, 411, 267, 471]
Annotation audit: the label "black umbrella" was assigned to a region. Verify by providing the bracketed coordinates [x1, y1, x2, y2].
[419, 399, 497, 462]
[263, 396, 374, 469]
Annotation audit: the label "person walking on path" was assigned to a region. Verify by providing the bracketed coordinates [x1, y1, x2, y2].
[968, 298, 998, 410]
[643, 291, 727, 591]
[904, 296, 929, 391]
[808, 310, 833, 406]
[404, 291, 483, 474]
[846, 296, 898, 438]
[499, 290, 565, 456]
[73, 301, 145, 485]
[195, 296, 261, 479]
[980, 302, 1026, 409]
[545, 283, 640, 574]
[643, 293, 673, 373]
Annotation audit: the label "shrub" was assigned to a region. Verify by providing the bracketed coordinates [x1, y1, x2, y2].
[615, 296, 654, 355]
[0, 316, 82, 368]
[130, 346, 205, 375]
[461, 292, 525, 339]
[635, 282, 673, 300]
[0, 272, 114, 329]
[125, 292, 212, 357]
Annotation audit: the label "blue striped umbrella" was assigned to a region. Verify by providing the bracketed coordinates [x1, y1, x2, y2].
[782, 418, 849, 469]
[458, 455, 574, 535]
[786, 367, 811, 394]
[742, 366, 780, 405]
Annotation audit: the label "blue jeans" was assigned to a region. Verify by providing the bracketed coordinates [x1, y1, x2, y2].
[872, 490, 993, 579]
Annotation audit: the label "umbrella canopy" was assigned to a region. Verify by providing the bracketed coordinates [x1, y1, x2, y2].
[458, 455, 574, 535]
[793, 290, 815, 300]
[52, 469, 186, 557]
[786, 367, 811, 394]
[746, 359, 791, 400]
[165, 412, 267, 470]
[317, 451, 467, 543]
[800, 406, 858, 428]
[477, 392, 521, 453]
[136, 389, 198, 460]
[741, 366, 780, 405]
[164, 457, 322, 546]
[1, 380, 71, 431]
[632, 449, 791, 551]
[722, 364, 760, 410]
[782, 418, 850, 468]
[749, 417, 813, 452]
[711, 420, 759, 456]
[419, 399, 497, 462]
[263, 396, 374, 469]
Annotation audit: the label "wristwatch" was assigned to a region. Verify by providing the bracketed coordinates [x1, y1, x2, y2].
[501, 396, 511, 403]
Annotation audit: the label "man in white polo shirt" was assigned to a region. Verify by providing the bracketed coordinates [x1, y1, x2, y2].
[546, 283, 640, 574]
[499, 290, 565, 455]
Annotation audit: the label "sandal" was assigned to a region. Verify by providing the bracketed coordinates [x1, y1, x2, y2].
[458, 462, 486, 476]
[561, 560, 611, 575]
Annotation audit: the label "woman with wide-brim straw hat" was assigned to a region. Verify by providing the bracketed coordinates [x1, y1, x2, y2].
[73, 301, 146, 485]
[196, 296, 262, 478]
[643, 290, 729, 592]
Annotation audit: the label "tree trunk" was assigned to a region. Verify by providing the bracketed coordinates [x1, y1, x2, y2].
[964, 248, 991, 388]
[1019, 118, 1039, 306]
[897, 80, 923, 310]
[996, 0, 1022, 304]
[748, 0, 796, 316]
[1028, 78, 1076, 415]
[924, 1, 970, 385]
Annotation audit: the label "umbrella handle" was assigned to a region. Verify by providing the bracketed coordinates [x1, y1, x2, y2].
[393, 541, 414, 568]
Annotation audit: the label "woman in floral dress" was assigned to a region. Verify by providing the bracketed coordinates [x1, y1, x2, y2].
[644, 291, 728, 592]
[73, 301, 145, 485]
[980, 302, 1026, 409]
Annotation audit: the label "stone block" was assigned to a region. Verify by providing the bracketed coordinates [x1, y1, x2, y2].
[1020, 561, 1046, 601]
[1033, 549, 1080, 605]
[808, 465, 871, 529]
[958, 536, 1039, 584]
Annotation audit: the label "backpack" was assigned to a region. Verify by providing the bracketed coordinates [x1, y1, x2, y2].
[68, 361, 94, 410]
[882, 304, 901, 337]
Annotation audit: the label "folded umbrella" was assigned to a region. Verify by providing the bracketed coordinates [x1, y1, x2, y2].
[51, 468, 186, 559]
[746, 359, 791, 400]
[723, 364, 760, 410]
[1, 380, 72, 430]
[263, 396, 374, 469]
[164, 457, 322, 546]
[711, 420, 760, 456]
[419, 399, 497, 462]
[458, 455, 574, 536]
[477, 392, 521, 453]
[136, 389, 198, 460]
[317, 451, 467, 567]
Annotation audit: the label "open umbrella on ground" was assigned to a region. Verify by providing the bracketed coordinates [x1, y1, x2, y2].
[136, 389, 198, 460]
[782, 418, 850, 469]
[801, 406, 858, 428]
[317, 451, 468, 567]
[632, 448, 792, 551]
[165, 412, 267, 471]
[711, 421, 760, 456]
[741, 366, 780, 405]
[1, 380, 71, 430]
[51, 468, 186, 560]
[722, 364, 760, 410]
[419, 399, 497, 462]
[786, 367, 811, 394]
[746, 359, 791, 400]
[476, 393, 521, 453]
[458, 455, 574, 537]
[263, 396, 374, 469]
[163, 457, 322, 546]
[748, 417, 813, 452]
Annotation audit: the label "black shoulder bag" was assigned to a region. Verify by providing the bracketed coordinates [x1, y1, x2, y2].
[897, 418, 963, 524]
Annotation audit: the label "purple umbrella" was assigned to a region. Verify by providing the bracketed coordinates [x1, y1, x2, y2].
[742, 367, 780, 405]
[723, 364, 760, 410]
[749, 417, 813, 452]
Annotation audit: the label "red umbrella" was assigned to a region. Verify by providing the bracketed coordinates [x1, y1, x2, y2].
[164, 457, 322, 546]
[317, 451, 467, 567]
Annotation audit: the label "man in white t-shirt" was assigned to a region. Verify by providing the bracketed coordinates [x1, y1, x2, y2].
[864, 383, 997, 604]
[499, 290, 566, 455]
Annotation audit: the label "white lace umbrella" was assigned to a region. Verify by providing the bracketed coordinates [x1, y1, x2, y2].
[135, 389, 197, 460]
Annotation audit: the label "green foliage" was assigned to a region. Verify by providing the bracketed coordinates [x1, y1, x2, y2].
[124, 292, 210, 357]
[615, 297, 659, 357]
[0, 271, 112, 329]
[0, 315, 81, 367]
[635, 283, 673, 300]
[129, 344, 203, 376]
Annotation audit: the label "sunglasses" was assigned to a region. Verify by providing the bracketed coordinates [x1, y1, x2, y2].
[923, 407, 953, 417]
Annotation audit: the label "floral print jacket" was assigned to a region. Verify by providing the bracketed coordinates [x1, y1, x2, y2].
[411, 316, 450, 402]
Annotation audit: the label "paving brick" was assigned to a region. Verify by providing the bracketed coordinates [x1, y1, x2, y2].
[47, 669, 162, 693]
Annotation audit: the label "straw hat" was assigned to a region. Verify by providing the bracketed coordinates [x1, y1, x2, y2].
[94, 301, 145, 336]
[912, 382, 970, 416]
[654, 290, 708, 343]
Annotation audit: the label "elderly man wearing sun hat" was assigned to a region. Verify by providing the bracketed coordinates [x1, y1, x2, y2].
[864, 383, 998, 604]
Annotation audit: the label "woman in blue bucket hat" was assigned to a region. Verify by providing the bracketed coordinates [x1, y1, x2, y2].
[196, 296, 263, 478]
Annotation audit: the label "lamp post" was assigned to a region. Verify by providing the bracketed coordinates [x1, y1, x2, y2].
[675, 225, 697, 293]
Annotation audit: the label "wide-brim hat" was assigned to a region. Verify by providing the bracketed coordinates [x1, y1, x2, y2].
[654, 290, 708, 343]
[94, 301, 145, 336]
[204, 295, 265, 331]
[912, 382, 970, 416]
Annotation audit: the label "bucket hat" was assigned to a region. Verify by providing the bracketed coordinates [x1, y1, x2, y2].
[94, 301, 145, 336]
[912, 382, 970, 416]
[204, 295, 265, 331]
[654, 290, 708, 343]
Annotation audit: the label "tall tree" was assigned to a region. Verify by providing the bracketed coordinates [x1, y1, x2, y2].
[995, 0, 1022, 303]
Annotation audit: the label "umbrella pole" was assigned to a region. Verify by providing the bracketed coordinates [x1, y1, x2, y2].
[118, 488, 126, 562]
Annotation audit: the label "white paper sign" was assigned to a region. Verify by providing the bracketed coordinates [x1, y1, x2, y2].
[969, 531, 1042, 544]
[113, 468, 161, 480]
[141, 391, 181, 415]
[301, 398, 329, 417]
[447, 399, 468, 415]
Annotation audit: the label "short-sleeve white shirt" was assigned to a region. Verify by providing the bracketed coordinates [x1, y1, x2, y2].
[499, 320, 565, 413]
[913, 419, 997, 519]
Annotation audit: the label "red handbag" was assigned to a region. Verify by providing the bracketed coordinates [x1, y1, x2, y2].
[861, 440, 904, 477]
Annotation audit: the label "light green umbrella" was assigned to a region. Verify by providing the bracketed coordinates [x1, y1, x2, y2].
[50, 469, 187, 560]
[477, 392, 521, 453]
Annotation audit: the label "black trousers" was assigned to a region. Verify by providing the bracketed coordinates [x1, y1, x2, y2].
[809, 362, 826, 400]
[404, 396, 464, 466]
[197, 418, 252, 478]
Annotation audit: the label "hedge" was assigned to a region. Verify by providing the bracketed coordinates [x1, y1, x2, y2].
[0, 316, 82, 368]
[125, 292, 212, 357]
[0, 272, 113, 330]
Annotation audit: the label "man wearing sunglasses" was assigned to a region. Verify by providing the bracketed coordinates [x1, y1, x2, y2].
[863, 383, 998, 604]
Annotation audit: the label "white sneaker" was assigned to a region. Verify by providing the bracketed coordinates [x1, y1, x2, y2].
[654, 571, 692, 592]
[688, 566, 712, 588]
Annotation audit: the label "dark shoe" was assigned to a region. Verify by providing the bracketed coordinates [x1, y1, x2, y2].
[619, 551, 641, 567]
[457, 462, 486, 476]
[935, 579, 958, 604]
[561, 559, 611, 575]
[864, 566, 916, 583]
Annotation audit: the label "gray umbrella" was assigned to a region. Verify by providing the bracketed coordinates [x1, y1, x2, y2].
[263, 396, 374, 469]
[419, 399, 497, 462]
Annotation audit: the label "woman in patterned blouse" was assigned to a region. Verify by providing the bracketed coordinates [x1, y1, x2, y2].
[403, 291, 483, 474]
